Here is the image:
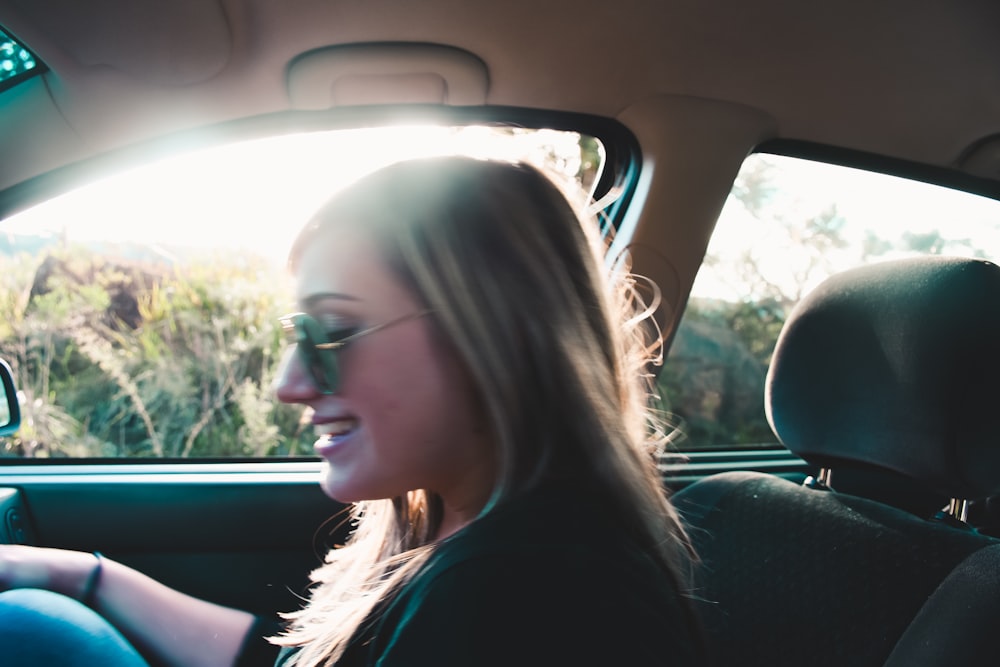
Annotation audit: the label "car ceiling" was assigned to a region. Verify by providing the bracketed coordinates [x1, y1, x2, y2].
[4, 0, 1000, 178]
[2, 0, 999, 334]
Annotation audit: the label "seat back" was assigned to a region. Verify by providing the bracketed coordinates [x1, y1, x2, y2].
[675, 256, 1000, 667]
[765, 255, 1000, 505]
[884, 543, 1000, 667]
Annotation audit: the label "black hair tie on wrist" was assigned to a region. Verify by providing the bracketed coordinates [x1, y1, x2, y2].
[80, 551, 103, 607]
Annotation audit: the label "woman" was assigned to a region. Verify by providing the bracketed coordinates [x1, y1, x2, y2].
[0, 156, 706, 666]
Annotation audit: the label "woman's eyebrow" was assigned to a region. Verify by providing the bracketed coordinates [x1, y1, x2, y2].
[299, 292, 361, 308]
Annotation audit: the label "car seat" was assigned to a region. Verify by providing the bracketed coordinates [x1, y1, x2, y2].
[673, 255, 1000, 667]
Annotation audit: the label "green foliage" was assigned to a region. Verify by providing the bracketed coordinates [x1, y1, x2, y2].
[0, 130, 604, 460]
[0, 245, 312, 458]
[656, 298, 779, 449]
[662, 154, 995, 450]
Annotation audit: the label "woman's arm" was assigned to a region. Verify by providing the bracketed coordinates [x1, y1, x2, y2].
[0, 544, 259, 667]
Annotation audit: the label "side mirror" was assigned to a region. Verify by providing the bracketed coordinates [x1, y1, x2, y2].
[0, 358, 20, 437]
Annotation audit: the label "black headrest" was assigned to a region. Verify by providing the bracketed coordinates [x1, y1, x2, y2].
[765, 256, 1000, 500]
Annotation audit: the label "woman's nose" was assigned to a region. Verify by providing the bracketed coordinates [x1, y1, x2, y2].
[273, 346, 318, 403]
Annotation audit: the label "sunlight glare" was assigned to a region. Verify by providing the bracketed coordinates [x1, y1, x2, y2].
[5, 125, 587, 267]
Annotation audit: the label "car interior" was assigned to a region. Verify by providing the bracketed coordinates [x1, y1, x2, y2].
[1, 1, 1000, 665]
[675, 255, 1000, 665]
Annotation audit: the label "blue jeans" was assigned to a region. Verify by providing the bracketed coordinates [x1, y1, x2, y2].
[0, 588, 149, 666]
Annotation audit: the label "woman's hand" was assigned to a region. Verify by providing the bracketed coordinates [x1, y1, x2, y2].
[0, 544, 99, 601]
[0, 544, 260, 667]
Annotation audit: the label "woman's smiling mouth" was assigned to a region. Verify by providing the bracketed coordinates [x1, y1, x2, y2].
[313, 418, 360, 456]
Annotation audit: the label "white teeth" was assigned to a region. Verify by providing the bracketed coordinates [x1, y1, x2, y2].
[315, 420, 357, 437]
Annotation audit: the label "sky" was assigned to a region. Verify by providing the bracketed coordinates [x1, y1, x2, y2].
[694, 153, 1000, 301]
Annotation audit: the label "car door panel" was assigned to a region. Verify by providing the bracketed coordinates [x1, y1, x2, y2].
[0, 451, 809, 616]
[0, 463, 348, 616]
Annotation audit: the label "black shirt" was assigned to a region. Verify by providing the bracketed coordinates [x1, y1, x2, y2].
[251, 482, 707, 667]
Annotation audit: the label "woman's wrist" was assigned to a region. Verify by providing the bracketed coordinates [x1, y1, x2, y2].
[79, 551, 103, 607]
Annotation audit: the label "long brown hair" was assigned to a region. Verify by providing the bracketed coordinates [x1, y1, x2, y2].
[274, 156, 693, 666]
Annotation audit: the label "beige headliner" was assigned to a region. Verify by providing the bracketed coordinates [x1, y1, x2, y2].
[2, 0, 999, 333]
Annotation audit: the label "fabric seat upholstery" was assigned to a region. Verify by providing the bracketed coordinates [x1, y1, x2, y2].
[884, 543, 1000, 666]
[674, 256, 1000, 667]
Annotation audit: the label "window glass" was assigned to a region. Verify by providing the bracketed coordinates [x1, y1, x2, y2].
[0, 27, 41, 91]
[0, 126, 605, 459]
[661, 153, 1000, 450]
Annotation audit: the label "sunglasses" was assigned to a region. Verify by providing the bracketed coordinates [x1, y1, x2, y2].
[279, 309, 432, 394]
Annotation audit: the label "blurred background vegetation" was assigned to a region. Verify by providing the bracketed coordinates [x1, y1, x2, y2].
[661, 155, 993, 450]
[0, 247, 311, 458]
[0, 128, 611, 459]
[1, 136, 987, 458]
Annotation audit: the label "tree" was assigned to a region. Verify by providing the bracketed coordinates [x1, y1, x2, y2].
[657, 154, 995, 450]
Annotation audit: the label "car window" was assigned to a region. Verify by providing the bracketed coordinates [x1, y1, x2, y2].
[0, 27, 42, 92]
[661, 152, 1000, 450]
[0, 125, 606, 459]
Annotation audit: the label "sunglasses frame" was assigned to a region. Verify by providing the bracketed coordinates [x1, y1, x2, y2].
[280, 309, 432, 394]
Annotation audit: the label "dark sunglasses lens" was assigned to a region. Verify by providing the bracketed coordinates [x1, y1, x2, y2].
[295, 315, 338, 394]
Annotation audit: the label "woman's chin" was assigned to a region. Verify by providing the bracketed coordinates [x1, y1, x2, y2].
[318, 462, 367, 503]
[318, 462, 346, 501]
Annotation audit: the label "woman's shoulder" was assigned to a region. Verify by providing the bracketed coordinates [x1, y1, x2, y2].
[417, 483, 681, 609]
[376, 486, 702, 665]
[415, 524, 682, 616]
[364, 483, 706, 666]
[433, 479, 659, 564]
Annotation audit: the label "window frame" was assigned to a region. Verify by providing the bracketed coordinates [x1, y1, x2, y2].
[661, 140, 1000, 453]
[0, 106, 642, 465]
